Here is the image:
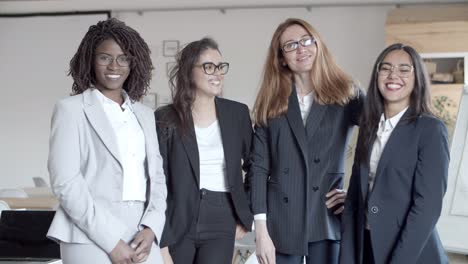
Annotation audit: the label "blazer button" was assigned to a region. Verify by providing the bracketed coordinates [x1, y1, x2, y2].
[283, 168, 289, 174]
[314, 158, 320, 163]
[371, 206, 379, 214]
[283, 197, 289, 203]
[312, 186, 319, 192]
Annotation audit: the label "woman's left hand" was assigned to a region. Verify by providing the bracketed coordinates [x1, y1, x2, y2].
[235, 224, 248, 240]
[325, 189, 347, 215]
[130, 227, 155, 263]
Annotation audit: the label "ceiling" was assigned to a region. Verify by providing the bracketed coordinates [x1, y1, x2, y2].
[0, 0, 466, 14]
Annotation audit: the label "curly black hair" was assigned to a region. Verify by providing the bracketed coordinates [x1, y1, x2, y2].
[69, 18, 153, 101]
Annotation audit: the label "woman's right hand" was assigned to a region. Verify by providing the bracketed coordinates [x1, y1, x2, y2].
[161, 247, 174, 264]
[255, 220, 276, 264]
[109, 239, 135, 264]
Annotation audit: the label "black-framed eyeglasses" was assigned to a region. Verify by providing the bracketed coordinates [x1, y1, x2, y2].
[196, 62, 230, 75]
[281, 36, 316, 53]
[95, 53, 132, 67]
[377, 62, 414, 78]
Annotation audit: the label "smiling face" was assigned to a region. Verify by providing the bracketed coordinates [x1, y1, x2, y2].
[93, 38, 130, 94]
[377, 49, 415, 112]
[192, 48, 224, 99]
[279, 24, 317, 75]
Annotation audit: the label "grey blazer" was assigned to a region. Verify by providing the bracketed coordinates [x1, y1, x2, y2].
[47, 89, 167, 254]
[251, 87, 363, 255]
[340, 112, 449, 264]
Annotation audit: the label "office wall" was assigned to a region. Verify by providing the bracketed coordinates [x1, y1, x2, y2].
[116, 6, 393, 107]
[0, 6, 394, 188]
[0, 14, 108, 188]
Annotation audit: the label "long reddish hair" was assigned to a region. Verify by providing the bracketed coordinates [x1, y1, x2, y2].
[253, 18, 355, 126]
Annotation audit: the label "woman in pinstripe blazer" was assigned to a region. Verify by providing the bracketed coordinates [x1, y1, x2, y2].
[250, 18, 364, 264]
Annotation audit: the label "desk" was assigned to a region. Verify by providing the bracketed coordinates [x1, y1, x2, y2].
[1, 198, 58, 210]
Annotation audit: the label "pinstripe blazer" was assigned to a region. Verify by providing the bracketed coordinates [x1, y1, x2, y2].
[251, 87, 363, 255]
[340, 112, 449, 264]
[155, 97, 254, 248]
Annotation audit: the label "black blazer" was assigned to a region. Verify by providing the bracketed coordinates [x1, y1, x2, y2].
[251, 87, 364, 255]
[340, 111, 450, 264]
[155, 97, 254, 247]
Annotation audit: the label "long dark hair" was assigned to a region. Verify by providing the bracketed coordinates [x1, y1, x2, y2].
[69, 18, 153, 101]
[357, 43, 433, 164]
[169, 37, 220, 136]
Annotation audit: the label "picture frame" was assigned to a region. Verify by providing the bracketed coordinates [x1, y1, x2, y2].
[163, 40, 179, 57]
[142, 92, 157, 110]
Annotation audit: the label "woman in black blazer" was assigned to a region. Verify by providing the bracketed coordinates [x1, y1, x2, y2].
[340, 43, 449, 264]
[155, 38, 253, 264]
[251, 18, 363, 264]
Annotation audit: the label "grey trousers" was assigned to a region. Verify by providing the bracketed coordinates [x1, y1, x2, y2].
[60, 201, 163, 264]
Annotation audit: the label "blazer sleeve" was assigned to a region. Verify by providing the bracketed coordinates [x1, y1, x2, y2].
[339, 161, 361, 264]
[139, 110, 167, 246]
[241, 105, 254, 198]
[154, 109, 173, 247]
[250, 124, 271, 215]
[389, 119, 449, 263]
[349, 85, 365, 126]
[48, 101, 128, 253]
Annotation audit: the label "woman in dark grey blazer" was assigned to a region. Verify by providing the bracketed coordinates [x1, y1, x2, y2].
[340, 43, 449, 264]
[251, 18, 363, 264]
[155, 38, 253, 264]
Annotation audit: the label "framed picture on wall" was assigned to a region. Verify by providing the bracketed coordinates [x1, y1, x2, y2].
[142, 92, 157, 110]
[163, 40, 179, 57]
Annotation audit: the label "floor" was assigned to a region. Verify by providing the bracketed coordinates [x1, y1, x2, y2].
[449, 253, 468, 264]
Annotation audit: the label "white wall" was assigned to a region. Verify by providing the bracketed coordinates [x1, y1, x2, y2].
[0, 14, 108, 188]
[0, 6, 394, 189]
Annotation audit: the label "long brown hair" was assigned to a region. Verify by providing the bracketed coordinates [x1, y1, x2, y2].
[253, 18, 354, 126]
[169, 37, 220, 136]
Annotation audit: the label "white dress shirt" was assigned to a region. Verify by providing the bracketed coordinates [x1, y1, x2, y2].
[195, 120, 229, 192]
[298, 92, 314, 125]
[93, 89, 147, 201]
[368, 107, 408, 192]
[254, 92, 314, 222]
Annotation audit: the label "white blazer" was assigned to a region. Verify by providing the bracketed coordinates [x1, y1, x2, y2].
[47, 89, 167, 253]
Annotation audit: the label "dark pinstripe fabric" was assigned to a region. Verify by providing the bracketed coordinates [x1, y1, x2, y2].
[251, 87, 363, 256]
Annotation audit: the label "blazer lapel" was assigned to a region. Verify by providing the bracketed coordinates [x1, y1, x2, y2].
[215, 98, 234, 190]
[132, 103, 155, 178]
[368, 110, 413, 198]
[180, 116, 201, 188]
[305, 100, 328, 137]
[83, 89, 122, 167]
[286, 88, 308, 165]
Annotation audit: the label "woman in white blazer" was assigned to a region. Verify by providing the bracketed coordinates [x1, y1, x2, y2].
[47, 18, 167, 264]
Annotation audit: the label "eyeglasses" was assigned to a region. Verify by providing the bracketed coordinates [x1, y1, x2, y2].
[95, 53, 132, 67]
[196, 62, 230, 75]
[281, 36, 316, 53]
[377, 62, 414, 77]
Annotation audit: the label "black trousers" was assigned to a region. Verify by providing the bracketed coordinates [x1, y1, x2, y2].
[363, 229, 375, 264]
[276, 240, 340, 264]
[169, 189, 237, 264]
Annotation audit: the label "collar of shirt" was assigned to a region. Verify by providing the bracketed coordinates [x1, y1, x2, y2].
[378, 106, 409, 134]
[297, 91, 313, 105]
[92, 88, 134, 112]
